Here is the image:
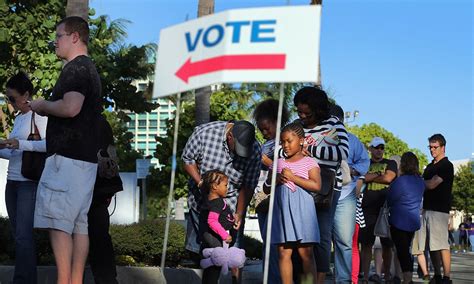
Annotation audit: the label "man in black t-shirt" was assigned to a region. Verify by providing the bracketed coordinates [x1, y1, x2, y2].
[30, 16, 102, 284]
[420, 134, 454, 284]
[359, 137, 398, 283]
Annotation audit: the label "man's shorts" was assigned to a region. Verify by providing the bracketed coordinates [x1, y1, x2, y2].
[419, 210, 449, 251]
[411, 229, 424, 255]
[34, 155, 97, 235]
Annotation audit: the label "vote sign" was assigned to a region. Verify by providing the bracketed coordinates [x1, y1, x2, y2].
[153, 6, 321, 98]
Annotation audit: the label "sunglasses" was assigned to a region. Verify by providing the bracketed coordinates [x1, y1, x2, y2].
[428, 146, 440, 150]
[373, 145, 385, 150]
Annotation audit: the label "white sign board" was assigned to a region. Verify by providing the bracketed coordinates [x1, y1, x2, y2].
[136, 159, 151, 179]
[153, 6, 321, 98]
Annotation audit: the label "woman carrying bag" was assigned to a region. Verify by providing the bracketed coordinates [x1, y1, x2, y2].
[0, 72, 47, 284]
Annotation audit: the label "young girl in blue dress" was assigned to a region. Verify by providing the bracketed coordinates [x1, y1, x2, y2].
[264, 122, 321, 284]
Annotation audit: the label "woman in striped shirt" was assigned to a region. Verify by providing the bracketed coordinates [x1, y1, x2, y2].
[293, 86, 349, 283]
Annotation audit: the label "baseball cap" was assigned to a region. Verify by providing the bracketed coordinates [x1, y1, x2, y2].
[370, 137, 385, 147]
[232, 120, 256, 158]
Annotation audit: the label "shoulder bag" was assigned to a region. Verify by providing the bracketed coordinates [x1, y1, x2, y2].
[21, 112, 47, 181]
[309, 165, 336, 210]
[94, 145, 123, 196]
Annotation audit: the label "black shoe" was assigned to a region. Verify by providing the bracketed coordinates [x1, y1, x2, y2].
[392, 276, 401, 284]
[429, 275, 442, 284]
[441, 276, 452, 284]
[368, 274, 382, 283]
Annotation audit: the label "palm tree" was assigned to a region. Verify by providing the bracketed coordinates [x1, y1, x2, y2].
[310, 0, 322, 87]
[66, 0, 89, 20]
[194, 0, 214, 126]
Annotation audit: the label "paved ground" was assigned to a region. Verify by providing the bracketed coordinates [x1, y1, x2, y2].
[0, 251, 472, 283]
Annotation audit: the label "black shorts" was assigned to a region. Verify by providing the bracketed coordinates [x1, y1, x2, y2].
[359, 222, 393, 247]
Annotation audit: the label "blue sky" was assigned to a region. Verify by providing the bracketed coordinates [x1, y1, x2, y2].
[91, 0, 473, 161]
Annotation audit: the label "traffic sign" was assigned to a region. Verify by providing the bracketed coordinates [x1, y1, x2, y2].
[136, 159, 151, 179]
[153, 6, 321, 98]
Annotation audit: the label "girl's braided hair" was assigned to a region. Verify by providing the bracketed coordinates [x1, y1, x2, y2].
[201, 169, 227, 194]
[281, 122, 305, 139]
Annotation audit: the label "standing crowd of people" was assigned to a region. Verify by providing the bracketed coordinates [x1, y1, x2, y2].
[181, 86, 459, 284]
[1, 14, 464, 284]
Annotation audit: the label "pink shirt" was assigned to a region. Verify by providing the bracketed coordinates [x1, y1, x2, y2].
[275, 156, 319, 192]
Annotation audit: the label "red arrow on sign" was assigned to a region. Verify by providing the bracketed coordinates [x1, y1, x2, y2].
[175, 54, 286, 83]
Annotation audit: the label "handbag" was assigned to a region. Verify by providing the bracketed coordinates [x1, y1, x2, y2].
[254, 191, 270, 214]
[21, 112, 46, 181]
[94, 145, 123, 196]
[309, 165, 336, 210]
[374, 201, 391, 238]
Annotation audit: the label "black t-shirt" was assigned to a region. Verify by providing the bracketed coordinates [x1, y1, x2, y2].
[423, 157, 454, 213]
[46, 55, 102, 163]
[207, 198, 235, 231]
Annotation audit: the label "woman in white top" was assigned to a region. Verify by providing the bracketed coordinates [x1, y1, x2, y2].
[1, 72, 47, 284]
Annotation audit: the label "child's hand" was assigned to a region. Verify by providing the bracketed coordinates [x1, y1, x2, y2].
[281, 168, 295, 182]
[225, 235, 232, 243]
[233, 213, 242, 230]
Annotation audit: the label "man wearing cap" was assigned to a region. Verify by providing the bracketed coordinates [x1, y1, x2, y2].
[419, 134, 454, 284]
[182, 120, 261, 281]
[359, 137, 398, 283]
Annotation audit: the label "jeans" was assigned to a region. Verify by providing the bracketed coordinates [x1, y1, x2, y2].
[5, 180, 38, 284]
[469, 235, 474, 252]
[333, 188, 356, 283]
[314, 190, 341, 273]
[257, 211, 281, 284]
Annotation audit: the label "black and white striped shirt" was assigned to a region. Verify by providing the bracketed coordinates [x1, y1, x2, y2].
[303, 116, 350, 191]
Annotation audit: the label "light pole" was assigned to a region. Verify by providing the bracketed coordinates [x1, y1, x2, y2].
[344, 110, 359, 125]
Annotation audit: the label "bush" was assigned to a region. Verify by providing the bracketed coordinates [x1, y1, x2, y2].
[110, 219, 187, 267]
[1, 216, 262, 266]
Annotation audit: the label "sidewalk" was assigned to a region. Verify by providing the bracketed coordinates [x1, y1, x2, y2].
[0, 252, 472, 283]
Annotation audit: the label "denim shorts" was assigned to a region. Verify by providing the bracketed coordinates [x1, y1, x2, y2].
[34, 154, 97, 235]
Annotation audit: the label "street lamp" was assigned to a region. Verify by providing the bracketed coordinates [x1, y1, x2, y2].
[344, 110, 359, 124]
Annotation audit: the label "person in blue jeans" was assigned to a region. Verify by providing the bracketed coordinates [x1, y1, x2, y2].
[330, 104, 370, 283]
[1, 72, 47, 284]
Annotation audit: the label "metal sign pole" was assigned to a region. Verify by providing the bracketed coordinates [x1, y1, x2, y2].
[161, 92, 181, 269]
[263, 83, 285, 284]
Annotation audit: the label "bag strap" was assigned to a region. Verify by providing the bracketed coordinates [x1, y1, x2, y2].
[29, 111, 41, 138]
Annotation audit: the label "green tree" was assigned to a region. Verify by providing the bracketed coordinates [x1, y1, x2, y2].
[452, 162, 474, 215]
[0, 0, 156, 168]
[102, 111, 142, 172]
[348, 123, 429, 168]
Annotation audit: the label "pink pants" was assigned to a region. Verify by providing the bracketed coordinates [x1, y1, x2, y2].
[352, 223, 360, 284]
